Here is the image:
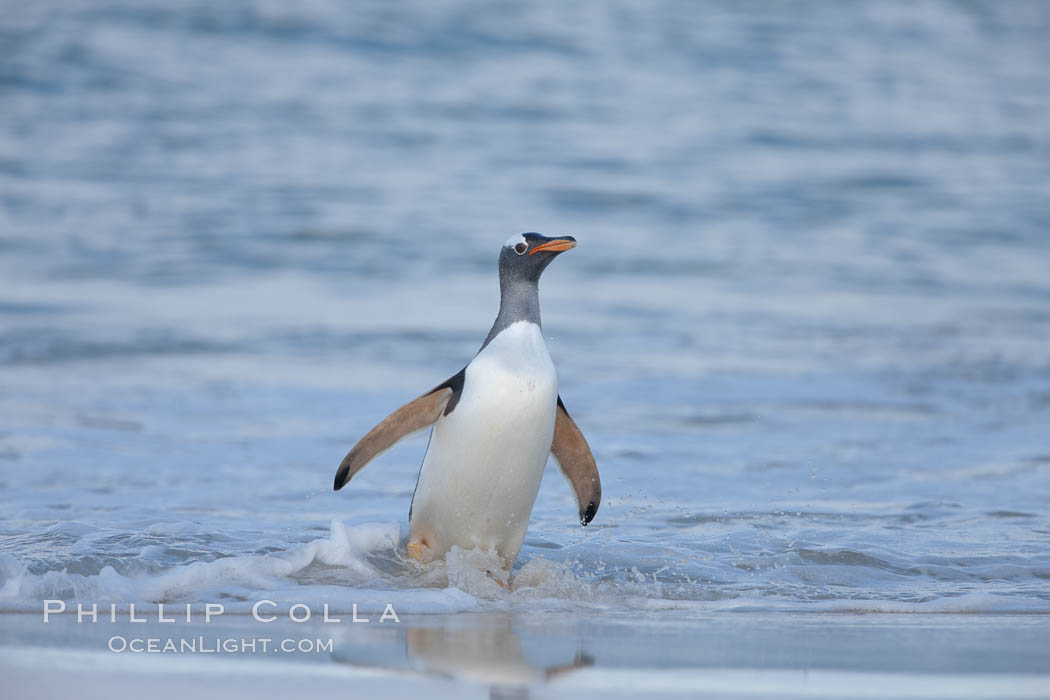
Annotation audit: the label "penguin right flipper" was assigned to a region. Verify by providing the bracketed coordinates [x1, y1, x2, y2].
[551, 396, 601, 526]
[333, 369, 465, 490]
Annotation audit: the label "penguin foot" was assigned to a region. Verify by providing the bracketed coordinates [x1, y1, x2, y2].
[406, 538, 433, 563]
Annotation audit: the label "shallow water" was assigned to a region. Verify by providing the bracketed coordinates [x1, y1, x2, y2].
[2, 0, 1050, 619]
[3, 611, 1050, 697]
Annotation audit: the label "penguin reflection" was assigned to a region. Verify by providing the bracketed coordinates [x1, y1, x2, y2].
[404, 620, 592, 689]
[332, 614, 592, 695]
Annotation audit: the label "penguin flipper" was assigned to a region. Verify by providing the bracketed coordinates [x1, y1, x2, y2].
[551, 395, 601, 526]
[333, 369, 465, 490]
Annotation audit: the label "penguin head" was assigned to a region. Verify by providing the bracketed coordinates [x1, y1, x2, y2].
[499, 232, 577, 283]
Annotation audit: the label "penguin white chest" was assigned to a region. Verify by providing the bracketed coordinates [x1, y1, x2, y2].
[409, 321, 557, 566]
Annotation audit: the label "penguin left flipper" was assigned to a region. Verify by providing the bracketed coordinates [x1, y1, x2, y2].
[333, 369, 465, 490]
[551, 395, 601, 526]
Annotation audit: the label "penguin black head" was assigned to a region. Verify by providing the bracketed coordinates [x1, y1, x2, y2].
[498, 232, 577, 284]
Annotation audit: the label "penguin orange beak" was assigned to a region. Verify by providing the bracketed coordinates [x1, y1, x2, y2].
[529, 237, 577, 255]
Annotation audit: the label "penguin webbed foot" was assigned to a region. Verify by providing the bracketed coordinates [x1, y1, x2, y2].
[406, 537, 433, 563]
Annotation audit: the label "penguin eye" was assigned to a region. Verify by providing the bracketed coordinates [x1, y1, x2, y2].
[514, 242, 528, 255]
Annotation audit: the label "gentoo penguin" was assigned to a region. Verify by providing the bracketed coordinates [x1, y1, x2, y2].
[333, 233, 600, 571]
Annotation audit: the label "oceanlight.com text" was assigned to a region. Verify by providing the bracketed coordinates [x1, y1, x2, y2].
[108, 636, 334, 654]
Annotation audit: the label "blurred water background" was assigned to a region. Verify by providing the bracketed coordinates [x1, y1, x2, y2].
[1, 0, 1049, 615]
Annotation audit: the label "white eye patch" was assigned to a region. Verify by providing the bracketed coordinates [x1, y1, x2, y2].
[503, 233, 528, 254]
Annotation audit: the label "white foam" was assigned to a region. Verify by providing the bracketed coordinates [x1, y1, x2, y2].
[2, 520, 1049, 616]
[0, 520, 479, 614]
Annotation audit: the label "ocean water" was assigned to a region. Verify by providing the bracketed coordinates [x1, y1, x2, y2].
[2, 0, 1050, 625]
